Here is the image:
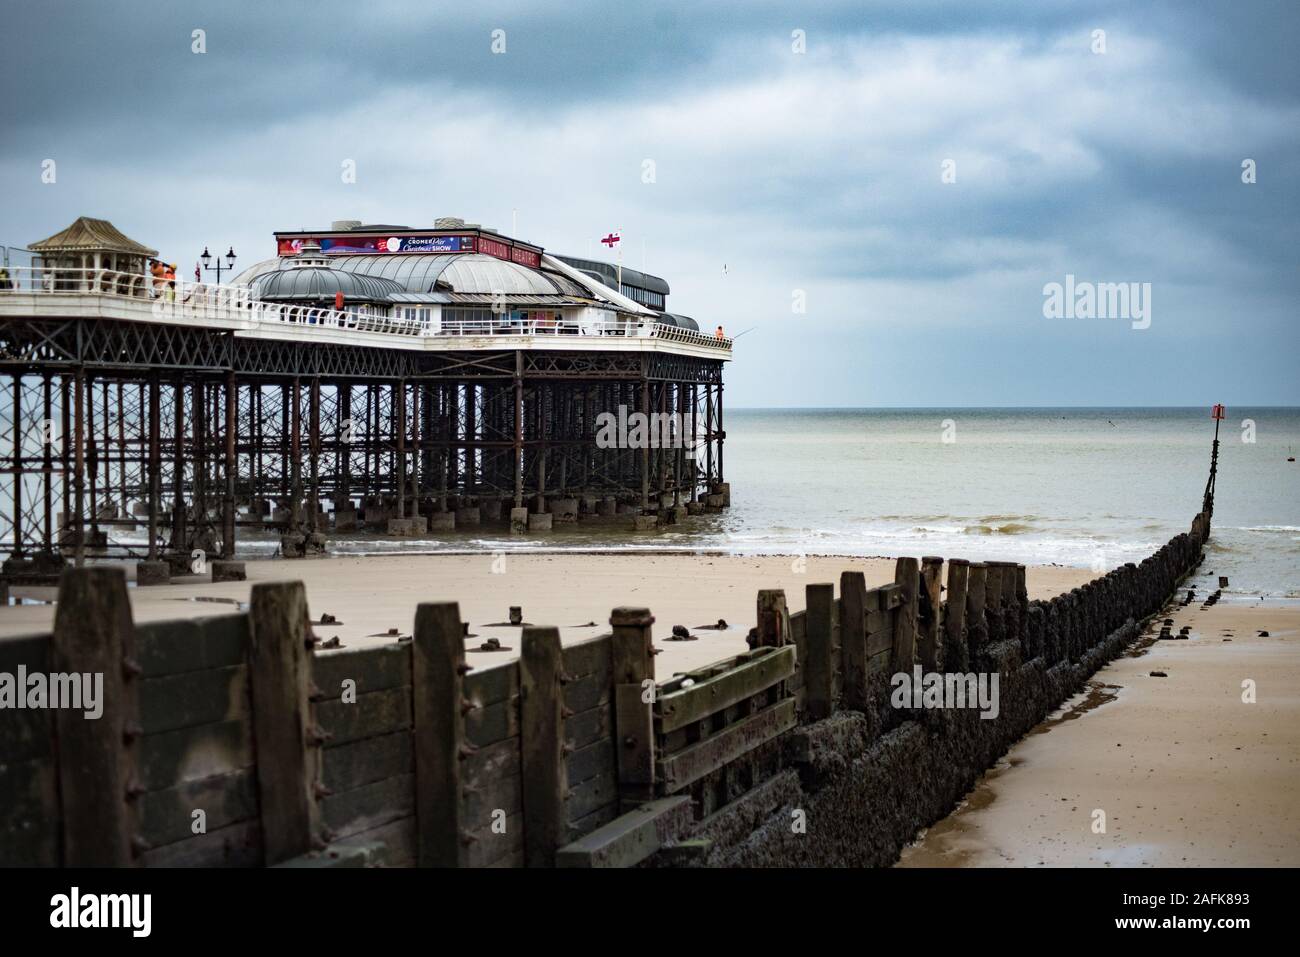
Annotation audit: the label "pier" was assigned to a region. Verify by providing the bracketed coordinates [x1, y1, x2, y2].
[0, 218, 732, 582]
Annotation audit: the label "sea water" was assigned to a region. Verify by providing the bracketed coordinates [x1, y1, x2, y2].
[324, 407, 1300, 597]
[18, 407, 1295, 597]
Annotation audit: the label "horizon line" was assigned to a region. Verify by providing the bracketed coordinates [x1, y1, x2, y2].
[724, 404, 1300, 411]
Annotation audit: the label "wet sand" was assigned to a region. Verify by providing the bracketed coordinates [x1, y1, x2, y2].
[898, 597, 1300, 867]
[0, 552, 1093, 675]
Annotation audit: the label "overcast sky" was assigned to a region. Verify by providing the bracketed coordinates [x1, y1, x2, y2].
[2, 0, 1296, 407]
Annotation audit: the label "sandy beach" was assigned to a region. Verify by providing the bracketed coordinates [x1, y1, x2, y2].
[897, 596, 1300, 867]
[0, 552, 1095, 676]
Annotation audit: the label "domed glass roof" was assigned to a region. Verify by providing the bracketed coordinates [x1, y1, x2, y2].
[235, 252, 590, 298]
[331, 253, 588, 297]
[249, 267, 406, 302]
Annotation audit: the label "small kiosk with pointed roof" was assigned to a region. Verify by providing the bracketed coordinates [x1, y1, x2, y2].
[28, 216, 158, 294]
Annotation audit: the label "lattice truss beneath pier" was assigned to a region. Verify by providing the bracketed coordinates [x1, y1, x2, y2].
[0, 317, 727, 568]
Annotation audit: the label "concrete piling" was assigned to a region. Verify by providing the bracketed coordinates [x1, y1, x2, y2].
[510, 507, 529, 533]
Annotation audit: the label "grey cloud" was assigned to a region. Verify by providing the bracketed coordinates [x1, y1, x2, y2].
[1, 0, 1296, 406]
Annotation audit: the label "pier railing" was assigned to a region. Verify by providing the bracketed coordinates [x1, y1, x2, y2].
[0, 266, 733, 352]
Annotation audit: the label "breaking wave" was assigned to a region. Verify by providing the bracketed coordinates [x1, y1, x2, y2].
[958, 522, 1036, 536]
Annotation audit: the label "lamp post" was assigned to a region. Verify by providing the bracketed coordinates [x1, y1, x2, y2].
[200, 245, 237, 283]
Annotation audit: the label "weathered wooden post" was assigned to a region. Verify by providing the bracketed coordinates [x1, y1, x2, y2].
[610, 607, 656, 808]
[839, 571, 869, 711]
[892, 557, 919, 671]
[52, 567, 138, 866]
[864, 586, 895, 677]
[1011, 564, 1028, 652]
[1066, 590, 1086, 654]
[995, 562, 1013, 642]
[412, 601, 468, 867]
[756, 589, 790, 647]
[984, 563, 1005, 645]
[966, 562, 988, 660]
[520, 625, 566, 867]
[918, 556, 944, 671]
[1025, 602, 1045, 660]
[247, 580, 320, 865]
[804, 582, 836, 720]
[998, 562, 1019, 647]
[944, 559, 970, 672]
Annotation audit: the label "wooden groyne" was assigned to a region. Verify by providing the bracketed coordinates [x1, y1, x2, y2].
[0, 503, 1212, 868]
